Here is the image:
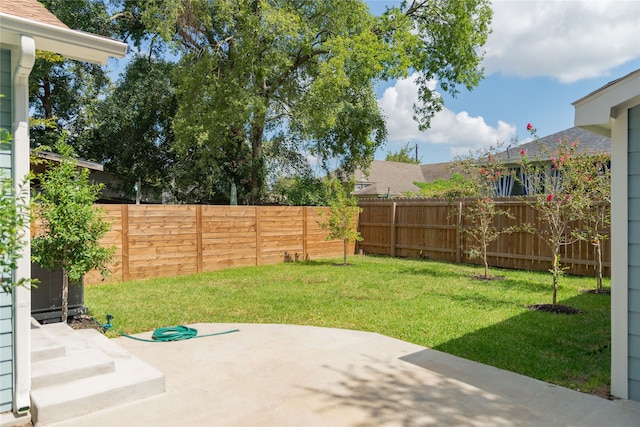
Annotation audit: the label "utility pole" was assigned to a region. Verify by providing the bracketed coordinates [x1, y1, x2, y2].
[415, 143, 418, 163]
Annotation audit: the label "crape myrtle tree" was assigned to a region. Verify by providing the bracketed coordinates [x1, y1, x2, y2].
[570, 149, 611, 293]
[518, 124, 602, 309]
[132, 0, 492, 204]
[455, 143, 517, 279]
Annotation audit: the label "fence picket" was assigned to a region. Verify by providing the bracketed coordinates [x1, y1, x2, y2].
[357, 199, 610, 277]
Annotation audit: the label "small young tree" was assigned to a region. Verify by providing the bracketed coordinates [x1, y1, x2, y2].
[518, 124, 594, 308]
[0, 177, 33, 293]
[318, 179, 362, 265]
[456, 144, 517, 279]
[31, 138, 114, 322]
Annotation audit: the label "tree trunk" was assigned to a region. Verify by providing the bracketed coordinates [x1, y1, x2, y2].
[483, 243, 489, 279]
[248, 111, 266, 204]
[595, 239, 603, 292]
[343, 239, 347, 266]
[61, 268, 69, 323]
[552, 253, 559, 307]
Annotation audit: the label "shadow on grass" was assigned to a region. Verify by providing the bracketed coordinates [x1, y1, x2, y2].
[294, 259, 346, 267]
[395, 263, 469, 279]
[422, 289, 521, 310]
[431, 293, 610, 395]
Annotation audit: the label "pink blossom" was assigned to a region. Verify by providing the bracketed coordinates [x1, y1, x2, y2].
[520, 149, 526, 155]
[571, 141, 578, 148]
[551, 157, 556, 163]
[559, 156, 565, 162]
[527, 123, 533, 131]
[546, 194, 553, 202]
[495, 171, 501, 177]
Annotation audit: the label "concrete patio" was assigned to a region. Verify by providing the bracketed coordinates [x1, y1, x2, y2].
[33, 322, 640, 427]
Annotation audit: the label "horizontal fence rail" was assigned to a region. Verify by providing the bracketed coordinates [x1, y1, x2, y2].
[33, 205, 353, 285]
[357, 198, 611, 278]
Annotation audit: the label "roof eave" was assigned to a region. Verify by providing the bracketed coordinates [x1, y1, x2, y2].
[573, 69, 640, 137]
[0, 12, 127, 64]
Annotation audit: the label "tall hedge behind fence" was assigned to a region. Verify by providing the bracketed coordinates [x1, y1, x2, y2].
[40, 205, 351, 285]
[357, 199, 611, 277]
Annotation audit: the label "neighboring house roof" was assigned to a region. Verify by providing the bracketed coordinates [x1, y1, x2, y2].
[497, 127, 610, 163]
[31, 150, 104, 173]
[352, 160, 453, 197]
[30, 151, 151, 203]
[353, 127, 611, 198]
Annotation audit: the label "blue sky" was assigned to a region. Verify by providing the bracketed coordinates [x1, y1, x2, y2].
[368, 0, 640, 164]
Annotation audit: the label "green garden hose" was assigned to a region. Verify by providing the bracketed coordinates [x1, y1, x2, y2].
[95, 314, 239, 342]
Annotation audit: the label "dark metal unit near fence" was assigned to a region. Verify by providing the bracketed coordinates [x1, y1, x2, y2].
[31, 262, 86, 323]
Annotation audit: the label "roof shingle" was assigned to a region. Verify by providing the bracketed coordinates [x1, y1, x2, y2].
[0, 0, 69, 29]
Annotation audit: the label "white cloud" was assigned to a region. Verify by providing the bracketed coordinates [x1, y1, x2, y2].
[378, 73, 517, 160]
[485, 0, 640, 83]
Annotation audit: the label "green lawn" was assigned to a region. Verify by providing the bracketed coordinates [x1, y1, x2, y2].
[85, 255, 611, 396]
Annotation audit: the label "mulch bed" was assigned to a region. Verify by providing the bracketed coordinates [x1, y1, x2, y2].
[68, 315, 103, 331]
[580, 289, 611, 295]
[526, 304, 583, 314]
[471, 274, 506, 281]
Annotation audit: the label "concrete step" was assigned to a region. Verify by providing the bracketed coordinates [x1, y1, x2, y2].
[30, 321, 165, 426]
[31, 322, 65, 363]
[31, 347, 115, 389]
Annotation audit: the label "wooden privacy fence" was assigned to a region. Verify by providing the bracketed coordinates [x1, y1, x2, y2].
[45, 205, 352, 285]
[357, 199, 611, 277]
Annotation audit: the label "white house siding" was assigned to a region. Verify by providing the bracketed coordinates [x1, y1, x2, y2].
[629, 103, 640, 400]
[0, 47, 14, 413]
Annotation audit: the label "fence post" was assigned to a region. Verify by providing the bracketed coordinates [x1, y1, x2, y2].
[196, 205, 203, 273]
[255, 206, 262, 266]
[456, 201, 463, 265]
[390, 202, 397, 257]
[121, 204, 130, 282]
[302, 206, 308, 261]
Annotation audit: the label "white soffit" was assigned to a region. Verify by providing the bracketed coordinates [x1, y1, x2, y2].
[0, 12, 127, 64]
[573, 69, 640, 137]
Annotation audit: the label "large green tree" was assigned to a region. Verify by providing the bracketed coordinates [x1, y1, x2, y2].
[80, 56, 177, 202]
[136, 0, 491, 204]
[29, 0, 117, 148]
